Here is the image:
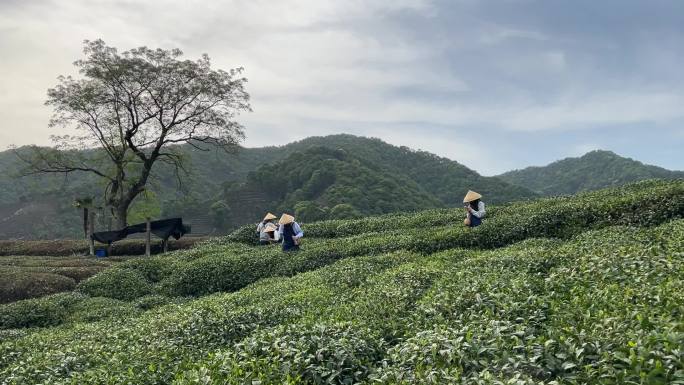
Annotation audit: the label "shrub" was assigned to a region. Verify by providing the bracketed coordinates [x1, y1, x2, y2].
[0, 270, 76, 303]
[1, 219, 684, 383]
[161, 252, 283, 297]
[90, 180, 684, 303]
[133, 294, 171, 310]
[53, 266, 106, 282]
[175, 323, 385, 384]
[67, 297, 141, 323]
[118, 257, 174, 283]
[0, 292, 85, 329]
[77, 268, 152, 301]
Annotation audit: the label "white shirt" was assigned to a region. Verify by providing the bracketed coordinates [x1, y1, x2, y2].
[256, 222, 266, 233]
[278, 222, 304, 239]
[467, 201, 486, 219]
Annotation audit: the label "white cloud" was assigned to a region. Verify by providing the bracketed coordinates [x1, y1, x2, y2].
[499, 91, 684, 132]
[479, 26, 549, 45]
[1, 0, 683, 174]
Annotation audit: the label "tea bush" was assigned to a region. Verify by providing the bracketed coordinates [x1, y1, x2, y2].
[66, 296, 141, 323]
[0, 255, 130, 303]
[133, 294, 172, 310]
[4, 180, 683, 323]
[152, 179, 684, 299]
[0, 181, 683, 384]
[174, 323, 385, 385]
[0, 270, 76, 304]
[0, 292, 85, 329]
[77, 268, 152, 301]
[0, 253, 420, 384]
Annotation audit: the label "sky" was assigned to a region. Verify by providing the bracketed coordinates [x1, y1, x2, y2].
[0, 0, 683, 175]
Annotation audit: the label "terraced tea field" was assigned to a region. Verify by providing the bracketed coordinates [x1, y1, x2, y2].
[0, 179, 683, 384]
[0, 255, 131, 304]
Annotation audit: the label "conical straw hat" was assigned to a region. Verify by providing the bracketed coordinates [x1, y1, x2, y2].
[279, 213, 295, 225]
[463, 190, 482, 203]
[263, 213, 277, 221]
[264, 223, 278, 232]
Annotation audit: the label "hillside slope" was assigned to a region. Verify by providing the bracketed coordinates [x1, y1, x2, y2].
[0, 135, 534, 239]
[498, 150, 684, 196]
[284, 135, 535, 206]
[1, 180, 683, 384]
[221, 146, 445, 224]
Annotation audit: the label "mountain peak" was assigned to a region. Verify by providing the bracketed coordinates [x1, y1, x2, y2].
[498, 150, 683, 196]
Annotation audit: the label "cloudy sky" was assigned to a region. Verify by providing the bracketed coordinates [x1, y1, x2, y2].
[1, 0, 683, 175]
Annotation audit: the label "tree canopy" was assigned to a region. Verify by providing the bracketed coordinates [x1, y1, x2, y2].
[17, 39, 250, 228]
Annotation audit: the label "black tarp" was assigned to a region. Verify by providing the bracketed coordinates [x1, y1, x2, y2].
[91, 218, 190, 244]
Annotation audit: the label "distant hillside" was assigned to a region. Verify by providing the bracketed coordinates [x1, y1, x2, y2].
[220, 146, 445, 224]
[0, 134, 535, 239]
[498, 150, 684, 196]
[285, 135, 535, 206]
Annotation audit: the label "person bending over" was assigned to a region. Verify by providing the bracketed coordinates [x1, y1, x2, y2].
[463, 190, 486, 227]
[259, 223, 279, 245]
[256, 213, 277, 237]
[278, 214, 304, 252]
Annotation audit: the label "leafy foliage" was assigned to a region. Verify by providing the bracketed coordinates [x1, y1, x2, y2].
[0, 180, 683, 384]
[77, 268, 151, 301]
[0, 270, 76, 304]
[0, 292, 85, 329]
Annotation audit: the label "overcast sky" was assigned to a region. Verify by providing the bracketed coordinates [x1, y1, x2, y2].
[1, 0, 683, 175]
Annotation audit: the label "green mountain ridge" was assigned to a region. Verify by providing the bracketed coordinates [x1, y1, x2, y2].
[497, 149, 684, 196]
[3, 137, 681, 240]
[0, 135, 534, 239]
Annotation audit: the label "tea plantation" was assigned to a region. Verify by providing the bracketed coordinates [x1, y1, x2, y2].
[0, 179, 683, 384]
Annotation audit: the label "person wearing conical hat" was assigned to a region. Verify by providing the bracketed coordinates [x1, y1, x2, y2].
[278, 213, 304, 252]
[259, 222, 279, 245]
[463, 190, 485, 227]
[256, 213, 278, 237]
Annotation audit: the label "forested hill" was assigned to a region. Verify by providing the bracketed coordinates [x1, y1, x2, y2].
[0, 134, 534, 239]
[497, 150, 684, 196]
[219, 142, 534, 226]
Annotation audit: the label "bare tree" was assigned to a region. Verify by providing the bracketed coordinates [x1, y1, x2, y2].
[17, 39, 251, 229]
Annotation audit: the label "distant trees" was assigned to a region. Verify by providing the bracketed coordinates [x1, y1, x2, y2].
[221, 146, 444, 226]
[329, 203, 362, 219]
[294, 201, 328, 222]
[18, 39, 250, 229]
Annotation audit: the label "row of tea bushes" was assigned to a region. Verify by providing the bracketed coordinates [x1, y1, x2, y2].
[224, 206, 492, 244]
[0, 291, 179, 330]
[227, 179, 683, 243]
[1, 180, 682, 330]
[0, 255, 122, 303]
[81, 179, 684, 300]
[171, 221, 682, 384]
[1, 221, 682, 383]
[0, 252, 423, 384]
[0, 238, 207, 257]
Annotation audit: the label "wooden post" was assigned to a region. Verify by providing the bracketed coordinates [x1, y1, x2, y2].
[145, 217, 151, 257]
[88, 211, 95, 256]
[163, 237, 169, 253]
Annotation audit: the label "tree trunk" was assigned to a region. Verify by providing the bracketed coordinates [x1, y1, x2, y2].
[83, 207, 89, 239]
[113, 205, 128, 230]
